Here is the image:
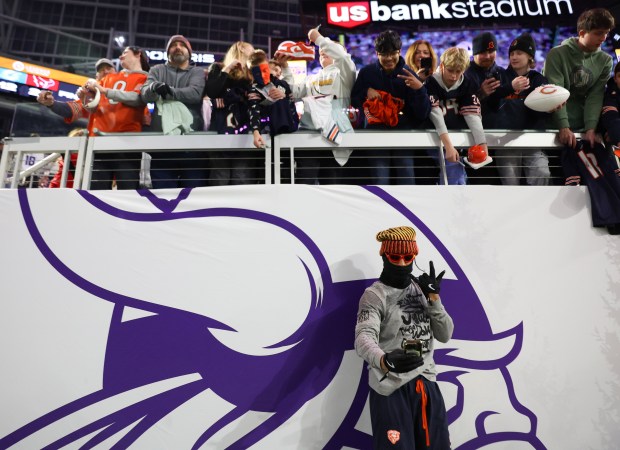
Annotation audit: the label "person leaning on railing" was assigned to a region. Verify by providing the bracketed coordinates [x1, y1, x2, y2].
[491, 33, 552, 186]
[423, 47, 487, 185]
[544, 8, 620, 235]
[140, 35, 206, 189]
[37, 51, 149, 190]
[277, 26, 358, 185]
[204, 41, 258, 186]
[351, 30, 431, 185]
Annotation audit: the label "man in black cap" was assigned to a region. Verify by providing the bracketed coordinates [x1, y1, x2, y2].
[141, 35, 206, 188]
[464, 31, 507, 130]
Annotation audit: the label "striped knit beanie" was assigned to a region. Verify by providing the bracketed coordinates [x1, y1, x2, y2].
[376, 226, 419, 256]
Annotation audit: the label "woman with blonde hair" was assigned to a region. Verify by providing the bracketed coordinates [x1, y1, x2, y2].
[204, 41, 258, 185]
[222, 41, 254, 80]
[404, 40, 438, 81]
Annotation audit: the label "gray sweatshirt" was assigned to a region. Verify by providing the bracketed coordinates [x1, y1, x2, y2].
[355, 280, 454, 396]
[141, 62, 205, 131]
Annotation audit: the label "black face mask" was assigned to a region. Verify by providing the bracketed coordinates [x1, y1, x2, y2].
[379, 255, 413, 289]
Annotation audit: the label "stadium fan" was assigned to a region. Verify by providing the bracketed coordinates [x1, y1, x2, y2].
[247, 49, 298, 148]
[205, 41, 261, 185]
[493, 33, 553, 186]
[351, 30, 431, 185]
[544, 8, 620, 234]
[277, 26, 357, 184]
[141, 35, 206, 188]
[424, 47, 488, 185]
[37, 49, 149, 189]
[404, 39, 438, 83]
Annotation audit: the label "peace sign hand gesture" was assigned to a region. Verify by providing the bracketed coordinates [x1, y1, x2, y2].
[414, 261, 445, 301]
[397, 67, 423, 90]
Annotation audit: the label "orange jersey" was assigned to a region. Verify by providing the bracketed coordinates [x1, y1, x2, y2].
[65, 70, 148, 135]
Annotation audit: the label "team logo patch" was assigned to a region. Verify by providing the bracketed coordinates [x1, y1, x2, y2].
[387, 430, 400, 444]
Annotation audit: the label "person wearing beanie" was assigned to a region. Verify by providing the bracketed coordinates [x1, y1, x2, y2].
[351, 30, 431, 185]
[355, 226, 454, 449]
[491, 32, 552, 186]
[140, 34, 207, 188]
[472, 31, 497, 57]
[464, 30, 507, 130]
[462, 30, 508, 183]
[166, 35, 193, 61]
[544, 8, 620, 235]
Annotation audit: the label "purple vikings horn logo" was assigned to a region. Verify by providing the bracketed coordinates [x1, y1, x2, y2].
[0, 186, 544, 449]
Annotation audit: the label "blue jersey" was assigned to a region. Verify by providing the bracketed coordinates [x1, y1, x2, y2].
[600, 77, 620, 145]
[424, 75, 481, 130]
[562, 140, 620, 227]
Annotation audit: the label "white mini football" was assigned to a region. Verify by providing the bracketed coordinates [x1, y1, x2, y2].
[524, 84, 570, 112]
[81, 79, 101, 110]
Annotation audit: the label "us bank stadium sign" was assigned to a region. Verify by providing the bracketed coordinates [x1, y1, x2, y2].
[326, 0, 573, 28]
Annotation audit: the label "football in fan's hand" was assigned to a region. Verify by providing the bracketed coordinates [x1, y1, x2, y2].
[81, 80, 101, 110]
[524, 84, 570, 112]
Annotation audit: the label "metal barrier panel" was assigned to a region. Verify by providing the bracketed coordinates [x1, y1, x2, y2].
[0, 136, 88, 188]
[82, 133, 271, 189]
[0, 131, 580, 189]
[273, 130, 571, 185]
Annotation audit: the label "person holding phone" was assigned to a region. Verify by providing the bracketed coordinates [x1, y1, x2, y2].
[404, 40, 438, 82]
[464, 31, 507, 130]
[355, 226, 453, 449]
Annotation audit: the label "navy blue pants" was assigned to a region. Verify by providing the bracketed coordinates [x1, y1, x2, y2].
[369, 376, 451, 449]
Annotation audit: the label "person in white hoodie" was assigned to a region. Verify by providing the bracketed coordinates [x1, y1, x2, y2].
[424, 47, 488, 185]
[277, 28, 357, 184]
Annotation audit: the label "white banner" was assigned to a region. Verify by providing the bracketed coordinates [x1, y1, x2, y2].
[0, 185, 618, 449]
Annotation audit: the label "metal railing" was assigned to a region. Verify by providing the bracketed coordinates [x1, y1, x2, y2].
[0, 130, 575, 189]
[82, 132, 271, 189]
[0, 135, 88, 188]
[273, 130, 570, 185]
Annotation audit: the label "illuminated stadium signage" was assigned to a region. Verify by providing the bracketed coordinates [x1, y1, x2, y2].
[0, 56, 88, 86]
[0, 56, 88, 100]
[326, 0, 574, 28]
[145, 50, 215, 65]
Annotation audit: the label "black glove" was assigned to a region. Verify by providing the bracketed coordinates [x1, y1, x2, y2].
[383, 349, 423, 373]
[414, 261, 445, 298]
[152, 81, 173, 99]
